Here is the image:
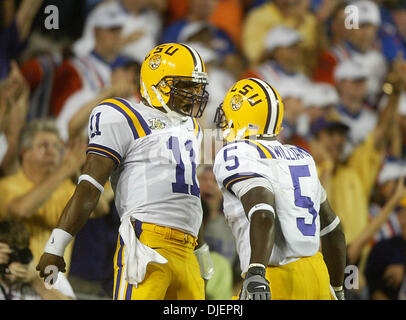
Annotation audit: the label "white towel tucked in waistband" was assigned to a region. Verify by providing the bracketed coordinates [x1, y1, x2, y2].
[118, 215, 168, 287]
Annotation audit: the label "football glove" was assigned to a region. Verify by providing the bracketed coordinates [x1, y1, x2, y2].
[240, 264, 271, 300]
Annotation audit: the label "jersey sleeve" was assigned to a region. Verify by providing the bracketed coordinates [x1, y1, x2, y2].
[319, 179, 327, 204]
[213, 141, 270, 196]
[86, 103, 133, 167]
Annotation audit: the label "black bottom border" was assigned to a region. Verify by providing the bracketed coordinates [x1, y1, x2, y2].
[2, 299, 403, 318]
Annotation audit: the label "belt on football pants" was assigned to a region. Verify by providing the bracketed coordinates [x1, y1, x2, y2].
[131, 219, 197, 246]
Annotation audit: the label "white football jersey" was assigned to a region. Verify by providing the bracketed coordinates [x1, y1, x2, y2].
[87, 97, 203, 237]
[213, 138, 326, 273]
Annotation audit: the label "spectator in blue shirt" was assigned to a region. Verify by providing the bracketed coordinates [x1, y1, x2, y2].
[380, 2, 406, 62]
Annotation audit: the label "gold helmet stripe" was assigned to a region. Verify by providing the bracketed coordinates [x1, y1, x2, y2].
[179, 43, 204, 72]
[248, 78, 281, 136]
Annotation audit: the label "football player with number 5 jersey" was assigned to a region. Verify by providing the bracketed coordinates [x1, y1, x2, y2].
[36, 43, 214, 300]
[213, 78, 347, 300]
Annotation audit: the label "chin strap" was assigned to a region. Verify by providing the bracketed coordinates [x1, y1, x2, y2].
[236, 127, 248, 140]
[223, 119, 233, 139]
[141, 81, 153, 106]
[150, 85, 188, 123]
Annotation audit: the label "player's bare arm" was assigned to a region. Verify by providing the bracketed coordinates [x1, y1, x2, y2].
[319, 199, 346, 298]
[240, 186, 276, 266]
[36, 153, 115, 279]
[239, 186, 275, 300]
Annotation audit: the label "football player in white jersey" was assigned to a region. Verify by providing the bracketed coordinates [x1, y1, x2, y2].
[213, 78, 347, 300]
[36, 43, 214, 300]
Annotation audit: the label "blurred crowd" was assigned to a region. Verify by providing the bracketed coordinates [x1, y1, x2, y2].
[0, 0, 406, 300]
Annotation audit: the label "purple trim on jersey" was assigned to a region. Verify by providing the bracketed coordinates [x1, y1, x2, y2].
[102, 102, 140, 139]
[114, 97, 152, 136]
[226, 140, 276, 159]
[87, 143, 122, 166]
[223, 172, 263, 194]
[255, 141, 277, 159]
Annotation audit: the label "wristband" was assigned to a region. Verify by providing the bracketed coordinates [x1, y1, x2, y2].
[332, 286, 343, 291]
[78, 174, 104, 193]
[248, 263, 266, 270]
[247, 203, 275, 222]
[44, 228, 73, 257]
[247, 263, 267, 278]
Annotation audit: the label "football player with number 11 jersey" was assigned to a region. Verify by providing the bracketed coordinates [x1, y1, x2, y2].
[36, 43, 214, 300]
[213, 78, 347, 300]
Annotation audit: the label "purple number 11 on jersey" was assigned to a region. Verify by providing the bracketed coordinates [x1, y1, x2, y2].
[167, 136, 200, 197]
[90, 112, 102, 138]
[289, 165, 318, 236]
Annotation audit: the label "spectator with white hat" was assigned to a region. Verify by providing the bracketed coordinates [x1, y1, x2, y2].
[304, 83, 339, 110]
[314, 0, 388, 105]
[365, 166, 406, 300]
[334, 59, 377, 151]
[298, 83, 340, 140]
[334, 55, 405, 159]
[50, 3, 129, 117]
[49, 3, 137, 140]
[74, 0, 164, 64]
[242, 26, 313, 100]
[275, 78, 308, 146]
[367, 159, 406, 245]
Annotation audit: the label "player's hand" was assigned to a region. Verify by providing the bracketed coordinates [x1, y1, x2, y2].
[240, 265, 271, 300]
[36, 253, 66, 284]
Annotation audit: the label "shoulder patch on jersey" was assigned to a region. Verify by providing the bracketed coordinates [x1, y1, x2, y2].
[148, 117, 167, 130]
[99, 97, 152, 139]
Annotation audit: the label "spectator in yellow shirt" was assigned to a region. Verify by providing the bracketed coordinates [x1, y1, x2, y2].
[0, 119, 109, 271]
[310, 65, 405, 247]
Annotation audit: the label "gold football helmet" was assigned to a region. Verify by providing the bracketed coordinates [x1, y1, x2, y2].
[215, 78, 284, 141]
[140, 43, 209, 118]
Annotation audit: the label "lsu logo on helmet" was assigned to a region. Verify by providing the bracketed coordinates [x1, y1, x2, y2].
[148, 54, 161, 70]
[215, 78, 284, 141]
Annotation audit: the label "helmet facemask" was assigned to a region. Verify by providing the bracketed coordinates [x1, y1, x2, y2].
[214, 103, 227, 129]
[156, 75, 209, 118]
[214, 104, 237, 140]
[140, 43, 209, 120]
